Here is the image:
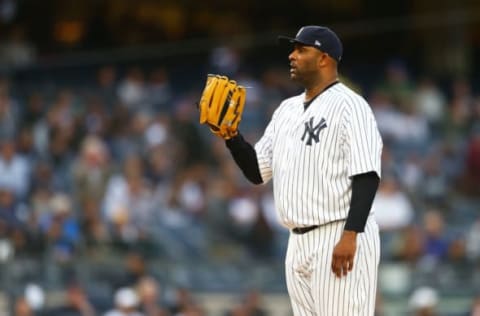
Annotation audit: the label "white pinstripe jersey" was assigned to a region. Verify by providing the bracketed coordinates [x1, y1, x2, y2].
[255, 82, 382, 229]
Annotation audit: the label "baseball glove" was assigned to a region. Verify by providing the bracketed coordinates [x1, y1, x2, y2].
[198, 74, 246, 139]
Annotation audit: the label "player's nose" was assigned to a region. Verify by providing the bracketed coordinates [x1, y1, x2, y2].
[288, 51, 296, 61]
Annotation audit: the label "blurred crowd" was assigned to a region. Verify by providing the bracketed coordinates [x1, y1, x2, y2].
[0, 45, 479, 315]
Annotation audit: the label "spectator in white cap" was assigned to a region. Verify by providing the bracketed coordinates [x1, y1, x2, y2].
[408, 286, 439, 316]
[104, 287, 144, 316]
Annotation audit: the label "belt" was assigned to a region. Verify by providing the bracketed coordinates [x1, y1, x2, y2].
[292, 225, 319, 234]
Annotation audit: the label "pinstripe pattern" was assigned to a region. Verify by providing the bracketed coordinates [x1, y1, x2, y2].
[286, 218, 380, 316]
[255, 83, 382, 228]
[254, 82, 382, 315]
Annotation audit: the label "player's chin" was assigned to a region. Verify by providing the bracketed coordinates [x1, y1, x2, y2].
[290, 68, 303, 81]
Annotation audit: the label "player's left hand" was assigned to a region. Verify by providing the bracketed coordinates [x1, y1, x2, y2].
[331, 230, 357, 278]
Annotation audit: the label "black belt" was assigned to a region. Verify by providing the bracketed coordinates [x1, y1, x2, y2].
[292, 225, 319, 234]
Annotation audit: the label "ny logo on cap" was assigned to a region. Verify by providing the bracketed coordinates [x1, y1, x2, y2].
[314, 40, 321, 46]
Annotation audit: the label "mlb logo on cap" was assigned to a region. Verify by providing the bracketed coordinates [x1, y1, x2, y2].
[279, 25, 343, 62]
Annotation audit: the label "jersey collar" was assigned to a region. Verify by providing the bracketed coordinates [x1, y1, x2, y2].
[303, 80, 339, 110]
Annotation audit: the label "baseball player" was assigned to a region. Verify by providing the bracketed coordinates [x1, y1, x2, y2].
[198, 25, 382, 315]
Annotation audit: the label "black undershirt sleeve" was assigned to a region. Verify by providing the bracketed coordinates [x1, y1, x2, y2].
[344, 171, 380, 232]
[225, 133, 263, 185]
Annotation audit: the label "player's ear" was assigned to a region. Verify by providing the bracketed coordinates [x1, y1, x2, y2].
[317, 52, 329, 67]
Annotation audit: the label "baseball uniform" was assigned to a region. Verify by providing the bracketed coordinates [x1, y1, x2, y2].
[225, 26, 382, 316]
[254, 82, 382, 315]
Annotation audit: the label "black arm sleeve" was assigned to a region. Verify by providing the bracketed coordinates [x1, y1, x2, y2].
[225, 133, 263, 185]
[344, 171, 380, 232]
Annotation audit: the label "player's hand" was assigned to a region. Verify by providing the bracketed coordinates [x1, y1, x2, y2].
[331, 230, 357, 278]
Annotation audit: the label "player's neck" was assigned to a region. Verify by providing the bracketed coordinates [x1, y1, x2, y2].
[304, 75, 339, 102]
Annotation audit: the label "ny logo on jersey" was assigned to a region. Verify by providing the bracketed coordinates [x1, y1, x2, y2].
[301, 117, 327, 146]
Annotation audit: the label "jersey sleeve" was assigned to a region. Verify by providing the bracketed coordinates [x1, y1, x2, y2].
[254, 109, 278, 184]
[343, 98, 383, 178]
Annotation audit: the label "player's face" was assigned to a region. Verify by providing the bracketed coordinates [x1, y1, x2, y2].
[288, 43, 325, 83]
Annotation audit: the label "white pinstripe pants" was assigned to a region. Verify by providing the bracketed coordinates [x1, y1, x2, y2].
[285, 218, 380, 316]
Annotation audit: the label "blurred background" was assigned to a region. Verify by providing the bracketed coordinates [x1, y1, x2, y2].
[0, 0, 479, 315]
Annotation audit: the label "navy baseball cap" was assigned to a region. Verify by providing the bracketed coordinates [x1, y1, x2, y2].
[278, 25, 343, 62]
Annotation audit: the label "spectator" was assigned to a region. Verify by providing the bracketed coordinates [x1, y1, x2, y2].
[102, 154, 156, 249]
[447, 235, 468, 266]
[22, 92, 45, 126]
[370, 89, 429, 146]
[170, 96, 211, 168]
[465, 218, 480, 261]
[0, 185, 42, 256]
[372, 174, 414, 231]
[380, 145, 401, 178]
[144, 115, 170, 151]
[80, 198, 110, 248]
[236, 72, 266, 135]
[0, 185, 23, 229]
[226, 187, 274, 258]
[40, 193, 80, 262]
[443, 78, 473, 143]
[260, 188, 289, 258]
[0, 137, 31, 200]
[14, 296, 35, 316]
[104, 287, 144, 316]
[408, 286, 439, 316]
[459, 128, 480, 196]
[398, 153, 423, 193]
[96, 65, 118, 108]
[419, 152, 449, 205]
[48, 282, 97, 316]
[16, 126, 37, 162]
[137, 276, 170, 316]
[419, 209, 450, 267]
[23, 92, 50, 158]
[145, 143, 173, 189]
[226, 290, 267, 316]
[412, 77, 446, 131]
[377, 59, 414, 107]
[167, 288, 200, 316]
[117, 67, 148, 110]
[208, 45, 241, 77]
[169, 164, 208, 218]
[113, 251, 149, 290]
[45, 91, 79, 186]
[24, 283, 45, 314]
[109, 110, 147, 163]
[72, 135, 113, 204]
[371, 174, 415, 261]
[369, 90, 401, 144]
[82, 96, 110, 137]
[400, 100, 430, 146]
[147, 67, 172, 113]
